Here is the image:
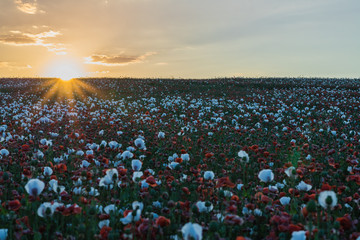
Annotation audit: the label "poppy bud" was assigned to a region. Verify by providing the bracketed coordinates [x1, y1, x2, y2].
[162, 192, 169, 200]
[219, 190, 225, 198]
[307, 200, 316, 213]
[191, 205, 199, 214]
[45, 207, 52, 216]
[167, 200, 175, 208]
[171, 181, 177, 188]
[89, 207, 96, 215]
[112, 174, 117, 181]
[149, 189, 157, 197]
[108, 231, 120, 240]
[325, 196, 333, 205]
[318, 229, 325, 238]
[209, 221, 219, 232]
[279, 233, 286, 239]
[2, 172, 9, 181]
[146, 206, 153, 212]
[78, 224, 86, 233]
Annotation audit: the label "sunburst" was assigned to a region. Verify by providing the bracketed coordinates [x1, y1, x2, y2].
[43, 57, 86, 81]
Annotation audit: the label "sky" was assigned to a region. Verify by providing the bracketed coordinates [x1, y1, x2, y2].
[0, 0, 359, 79]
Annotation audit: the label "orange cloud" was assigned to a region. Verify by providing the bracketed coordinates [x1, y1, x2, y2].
[84, 52, 155, 66]
[0, 30, 66, 54]
[0, 61, 32, 69]
[14, 0, 38, 14]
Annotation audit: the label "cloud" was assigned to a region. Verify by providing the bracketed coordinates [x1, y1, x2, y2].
[84, 52, 155, 66]
[14, 0, 38, 14]
[88, 70, 110, 75]
[0, 30, 66, 54]
[0, 34, 36, 45]
[0, 61, 32, 69]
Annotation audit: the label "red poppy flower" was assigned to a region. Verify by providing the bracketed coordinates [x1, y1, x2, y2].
[224, 215, 244, 225]
[236, 237, 248, 240]
[182, 187, 190, 195]
[231, 195, 240, 201]
[146, 176, 157, 187]
[216, 177, 235, 188]
[100, 226, 112, 239]
[321, 183, 332, 190]
[336, 214, 352, 230]
[55, 163, 67, 173]
[205, 153, 214, 158]
[8, 200, 21, 211]
[156, 216, 171, 227]
[99, 214, 110, 220]
[21, 144, 30, 151]
[327, 149, 336, 155]
[289, 224, 303, 233]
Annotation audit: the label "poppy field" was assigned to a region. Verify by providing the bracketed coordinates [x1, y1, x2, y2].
[0, 77, 360, 240]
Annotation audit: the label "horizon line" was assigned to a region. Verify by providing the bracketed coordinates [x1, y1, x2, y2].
[0, 76, 359, 81]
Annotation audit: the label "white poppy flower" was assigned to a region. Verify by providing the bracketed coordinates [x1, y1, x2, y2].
[196, 201, 213, 213]
[132, 171, 143, 182]
[43, 167, 53, 176]
[158, 132, 165, 139]
[280, 196, 291, 206]
[291, 230, 306, 240]
[132, 201, 144, 211]
[0, 229, 8, 240]
[296, 181, 312, 191]
[98, 220, 110, 229]
[181, 153, 190, 162]
[285, 166, 296, 178]
[109, 141, 120, 149]
[203, 171, 215, 180]
[134, 138, 145, 149]
[120, 209, 141, 224]
[238, 150, 249, 162]
[258, 169, 274, 183]
[37, 202, 63, 218]
[318, 191, 337, 209]
[181, 222, 202, 240]
[0, 149, 9, 156]
[25, 179, 45, 197]
[131, 160, 142, 171]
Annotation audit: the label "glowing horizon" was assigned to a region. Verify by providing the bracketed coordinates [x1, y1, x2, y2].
[41, 56, 86, 80]
[0, 0, 359, 79]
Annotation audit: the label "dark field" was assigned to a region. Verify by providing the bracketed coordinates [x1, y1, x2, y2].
[0, 78, 360, 240]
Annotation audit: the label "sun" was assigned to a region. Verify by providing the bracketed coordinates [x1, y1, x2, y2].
[43, 57, 85, 81]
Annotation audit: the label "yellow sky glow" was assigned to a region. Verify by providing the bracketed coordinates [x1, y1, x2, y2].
[0, 0, 359, 78]
[42, 57, 85, 80]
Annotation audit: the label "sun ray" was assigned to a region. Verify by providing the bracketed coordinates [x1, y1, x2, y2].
[39, 78, 104, 106]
